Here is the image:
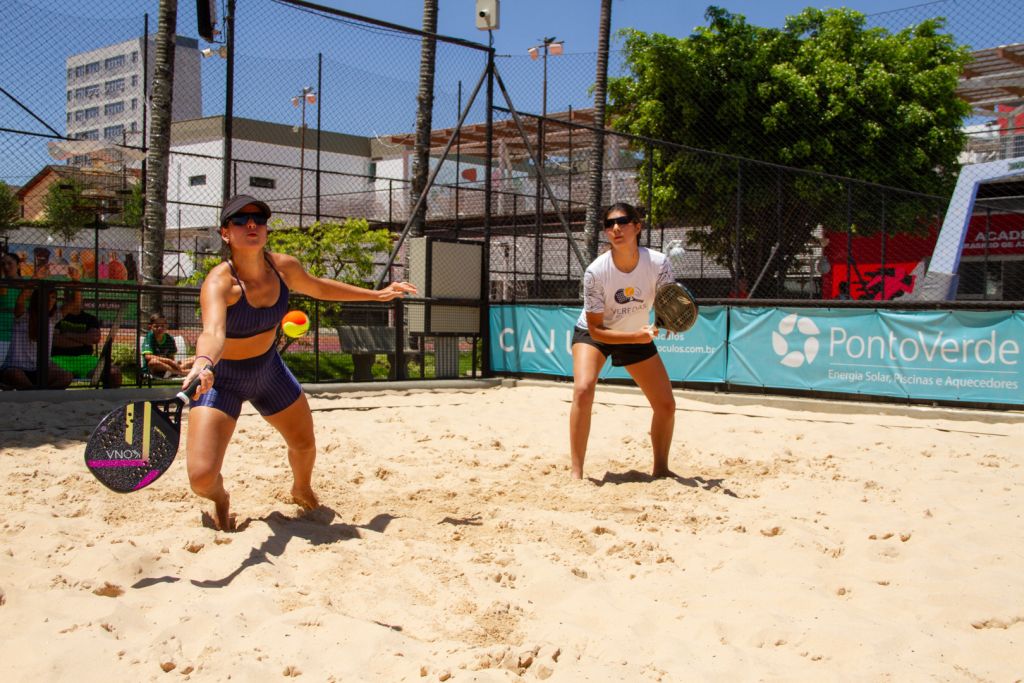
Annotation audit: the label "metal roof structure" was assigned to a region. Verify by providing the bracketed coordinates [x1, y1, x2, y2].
[384, 108, 599, 161]
[957, 43, 1024, 115]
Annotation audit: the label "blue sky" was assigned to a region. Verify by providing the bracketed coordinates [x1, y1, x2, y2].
[358, 0, 925, 54]
[2, 0, 1006, 186]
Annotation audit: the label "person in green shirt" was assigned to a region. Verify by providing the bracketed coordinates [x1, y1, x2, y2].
[142, 313, 193, 377]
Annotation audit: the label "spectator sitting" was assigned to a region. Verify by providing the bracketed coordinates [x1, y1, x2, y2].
[142, 313, 193, 378]
[52, 290, 122, 388]
[1, 252, 22, 365]
[0, 286, 73, 390]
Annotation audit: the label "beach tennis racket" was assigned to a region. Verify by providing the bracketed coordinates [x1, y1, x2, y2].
[84, 377, 200, 493]
[654, 282, 699, 333]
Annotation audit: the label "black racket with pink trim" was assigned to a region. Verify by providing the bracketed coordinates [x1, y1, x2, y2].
[84, 378, 201, 493]
[654, 282, 699, 333]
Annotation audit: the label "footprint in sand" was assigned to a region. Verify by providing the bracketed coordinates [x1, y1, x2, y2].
[92, 582, 123, 598]
[971, 616, 1024, 630]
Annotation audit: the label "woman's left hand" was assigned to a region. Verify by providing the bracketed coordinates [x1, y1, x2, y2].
[377, 281, 418, 301]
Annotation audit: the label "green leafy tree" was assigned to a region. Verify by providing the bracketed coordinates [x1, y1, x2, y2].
[182, 218, 393, 318]
[43, 178, 93, 241]
[608, 7, 971, 289]
[0, 181, 19, 233]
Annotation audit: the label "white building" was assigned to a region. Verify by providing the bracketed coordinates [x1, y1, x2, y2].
[166, 116, 381, 233]
[66, 35, 202, 153]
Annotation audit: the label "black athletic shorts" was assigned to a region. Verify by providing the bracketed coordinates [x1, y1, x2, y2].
[572, 326, 658, 367]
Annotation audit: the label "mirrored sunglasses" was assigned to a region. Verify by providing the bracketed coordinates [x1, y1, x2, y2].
[228, 212, 268, 227]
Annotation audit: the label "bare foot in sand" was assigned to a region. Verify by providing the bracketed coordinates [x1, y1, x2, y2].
[652, 467, 675, 479]
[291, 485, 319, 510]
[213, 492, 234, 531]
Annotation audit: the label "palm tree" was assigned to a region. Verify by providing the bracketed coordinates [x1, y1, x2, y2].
[583, 0, 613, 261]
[410, 0, 438, 238]
[142, 0, 177, 311]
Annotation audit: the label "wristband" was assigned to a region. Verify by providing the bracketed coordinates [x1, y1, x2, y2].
[195, 354, 214, 366]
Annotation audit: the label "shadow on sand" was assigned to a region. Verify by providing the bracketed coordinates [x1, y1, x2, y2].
[132, 507, 398, 590]
[592, 469, 739, 497]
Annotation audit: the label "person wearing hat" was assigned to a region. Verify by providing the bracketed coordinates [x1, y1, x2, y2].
[180, 194, 417, 530]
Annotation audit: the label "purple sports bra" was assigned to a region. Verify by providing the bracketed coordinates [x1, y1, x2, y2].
[224, 254, 290, 338]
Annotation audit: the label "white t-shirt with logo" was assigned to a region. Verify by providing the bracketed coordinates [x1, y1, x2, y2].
[575, 247, 675, 332]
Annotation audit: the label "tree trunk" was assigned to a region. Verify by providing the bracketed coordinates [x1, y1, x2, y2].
[142, 0, 177, 314]
[583, 0, 613, 261]
[410, 0, 438, 238]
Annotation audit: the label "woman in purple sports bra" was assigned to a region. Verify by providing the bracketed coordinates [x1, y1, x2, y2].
[180, 195, 417, 530]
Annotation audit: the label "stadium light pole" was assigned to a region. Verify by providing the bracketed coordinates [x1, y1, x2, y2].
[528, 37, 563, 293]
[292, 86, 316, 229]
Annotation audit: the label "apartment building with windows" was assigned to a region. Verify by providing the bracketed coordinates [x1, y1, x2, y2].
[65, 35, 202, 153]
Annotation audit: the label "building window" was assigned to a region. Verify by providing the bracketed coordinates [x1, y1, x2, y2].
[77, 129, 99, 140]
[131, 51, 138, 63]
[67, 90, 72, 102]
[104, 55, 126, 70]
[104, 101, 125, 116]
[75, 107, 100, 122]
[249, 176, 276, 189]
[131, 98, 138, 111]
[66, 113, 72, 124]
[189, 175, 207, 186]
[75, 85, 100, 101]
[103, 124, 125, 140]
[130, 122, 138, 133]
[74, 61, 100, 78]
[104, 78, 125, 96]
[67, 68, 72, 80]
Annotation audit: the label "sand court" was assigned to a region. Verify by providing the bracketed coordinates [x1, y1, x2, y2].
[0, 381, 1021, 681]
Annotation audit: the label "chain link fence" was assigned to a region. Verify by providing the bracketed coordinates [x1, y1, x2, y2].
[1, 0, 1022, 390]
[488, 0, 1024, 304]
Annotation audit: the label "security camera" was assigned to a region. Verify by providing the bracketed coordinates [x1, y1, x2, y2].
[475, 0, 499, 30]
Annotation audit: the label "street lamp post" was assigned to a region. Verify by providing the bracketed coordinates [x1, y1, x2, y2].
[292, 86, 316, 228]
[528, 37, 563, 294]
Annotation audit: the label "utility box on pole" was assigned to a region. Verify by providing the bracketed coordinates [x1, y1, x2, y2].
[475, 0, 499, 30]
[408, 237, 483, 378]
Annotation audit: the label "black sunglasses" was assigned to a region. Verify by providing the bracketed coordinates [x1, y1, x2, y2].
[603, 215, 634, 229]
[228, 212, 268, 227]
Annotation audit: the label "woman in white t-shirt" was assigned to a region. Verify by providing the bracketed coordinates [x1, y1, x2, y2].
[570, 202, 676, 479]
